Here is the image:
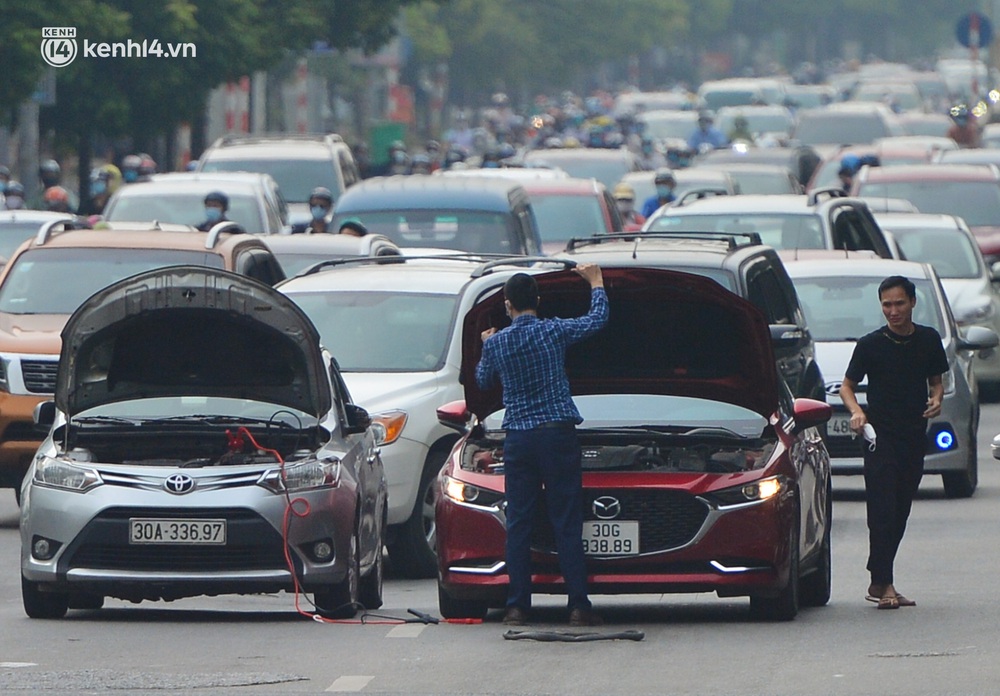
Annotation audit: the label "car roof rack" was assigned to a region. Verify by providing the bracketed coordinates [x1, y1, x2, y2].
[565, 231, 762, 251]
[670, 187, 732, 207]
[33, 217, 92, 246]
[807, 187, 848, 206]
[296, 253, 518, 277]
[213, 132, 344, 148]
[205, 221, 247, 248]
[470, 257, 577, 278]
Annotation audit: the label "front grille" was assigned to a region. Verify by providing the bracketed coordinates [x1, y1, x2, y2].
[531, 489, 709, 554]
[21, 359, 58, 394]
[62, 507, 288, 573]
[826, 436, 866, 458]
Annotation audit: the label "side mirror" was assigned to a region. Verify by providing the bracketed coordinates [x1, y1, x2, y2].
[957, 325, 1000, 353]
[437, 400, 471, 433]
[792, 397, 832, 434]
[770, 323, 804, 347]
[33, 401, 56, 431]
[343, 403, 372, 435]
[991, 261, 1000, 282]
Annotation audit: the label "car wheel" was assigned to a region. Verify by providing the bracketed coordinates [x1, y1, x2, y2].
[22, 576, 68, 619]
[799, 486, 832, 607]
[314, 532, 360, 619]
[942, 427, 978, 499]
[437, 583, 488, 620]
[387, 448, 448, 579]
[749, 506, 800, 621]
[67, 592, 105, 610]
[358, 541, 385, 612]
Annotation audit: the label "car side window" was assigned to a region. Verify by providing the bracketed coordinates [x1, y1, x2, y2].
[339, 151, 359, 189]
[831, 208, 870, 251]
[747, 265, 794, 324]
[517, 208, 538, 254]
[236, 249, 285, 286]
[604, 191, 625, 231]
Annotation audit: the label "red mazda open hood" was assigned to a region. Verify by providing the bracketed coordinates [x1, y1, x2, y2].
[461, 267, 778, 419]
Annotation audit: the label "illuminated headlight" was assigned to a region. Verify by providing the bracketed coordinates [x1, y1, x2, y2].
[258, 458, 341, 493]
[442, 475, 504, 508]
[708, 476, 784, 507]
[32, 457, 103, 492]
[370, 410, 407, 445]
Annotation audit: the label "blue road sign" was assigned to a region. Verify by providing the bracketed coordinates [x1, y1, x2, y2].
[957, 12, 993, 49]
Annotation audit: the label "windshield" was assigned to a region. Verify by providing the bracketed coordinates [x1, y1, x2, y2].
[530, 194, 607, 243]
[855, 181, 1000, 227]
[794, 114, 892, 145]
[0, 248, 225, 314]
[639, 114, 698, 140]
[649, 212, 823, 249]
[717, 111, 794, 136]
[523, 155, 630, 189]
[887, 228, 982, 279]
[485, 394, 768, 436]
[290, 291, 457, 371]
[791, 275, 944, 341]
[700, 90, 760, 111]
[331, 210, 520, 254]
[723, 171, 796, 195]
[106, 191, 266, 232]
[201, 159, 337, 203]
[0, 223, 47, 261]
[811, 153, 930, 190]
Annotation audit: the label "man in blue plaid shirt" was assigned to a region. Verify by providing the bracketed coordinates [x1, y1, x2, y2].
[476, 264, 608, 627]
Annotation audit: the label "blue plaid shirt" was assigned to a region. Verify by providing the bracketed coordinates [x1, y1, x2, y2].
[475, 288, 609, 431]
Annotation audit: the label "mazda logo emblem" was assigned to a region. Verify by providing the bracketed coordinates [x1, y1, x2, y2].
[592, 496, 621, 520]
[164, 474, 195, 495]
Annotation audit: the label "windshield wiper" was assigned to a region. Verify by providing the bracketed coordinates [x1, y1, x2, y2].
[149, 415, 299, 428]
[71, 415, 142, 426]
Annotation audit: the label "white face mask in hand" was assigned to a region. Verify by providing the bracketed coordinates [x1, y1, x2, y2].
[862, 423, 876, 451]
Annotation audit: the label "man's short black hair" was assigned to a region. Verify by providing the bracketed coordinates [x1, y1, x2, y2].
[878, 275, 916, 300]
[504, 273, 539, 312]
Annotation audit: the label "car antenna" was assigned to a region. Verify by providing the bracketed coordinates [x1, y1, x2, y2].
[632, 234, 640, 260]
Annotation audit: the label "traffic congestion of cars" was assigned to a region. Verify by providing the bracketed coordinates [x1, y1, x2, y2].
[7, 54, 1000, 625]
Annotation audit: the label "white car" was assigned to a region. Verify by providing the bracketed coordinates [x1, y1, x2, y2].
[874, 212, 1000, 391]
[278, 254, 571, 577]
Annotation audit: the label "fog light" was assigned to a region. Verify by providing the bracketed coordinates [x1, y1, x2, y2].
[313, 540, 333, 562]
[32, 536, 59, 561]
[936, 430, 955, 450]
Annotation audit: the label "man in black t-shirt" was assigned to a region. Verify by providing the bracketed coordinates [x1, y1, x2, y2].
[840, 275, 948, 610]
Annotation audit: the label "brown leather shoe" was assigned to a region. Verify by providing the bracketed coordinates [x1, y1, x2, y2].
[568, 607, 603, 627]
[503, 607, 529, 626]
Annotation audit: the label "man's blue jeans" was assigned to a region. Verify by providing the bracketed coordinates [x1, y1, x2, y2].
[503, 424, 592, 612]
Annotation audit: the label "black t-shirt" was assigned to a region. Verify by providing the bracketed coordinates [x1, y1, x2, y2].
[844, 324, 949, 436]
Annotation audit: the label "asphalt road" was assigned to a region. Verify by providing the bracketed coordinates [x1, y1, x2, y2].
[1, 405, 1000, 695]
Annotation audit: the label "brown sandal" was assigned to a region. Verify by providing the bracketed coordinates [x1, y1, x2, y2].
[877, 595, 899, 610]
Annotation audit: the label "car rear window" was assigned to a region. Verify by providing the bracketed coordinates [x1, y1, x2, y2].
[794, 114, 893, 145]
[530, 194, 607, 244]
[106, 191, 265, 233]
[887, 228, 982, 279]
[650, 213, 823, 250]
[201, 159, 339, 203]
[332, 210, 520, 254]
[855, 180, 1000, 227]
[290, 291, 457, 372]
[0, 248, 225, 314]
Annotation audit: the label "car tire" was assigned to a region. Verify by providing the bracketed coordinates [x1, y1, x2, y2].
[358, 540, 385, 612]
[437, 583, 488, 620]
[22, 576, 68, 619]
[387, 447, 449, 579]
[314, 531, 360, 619]
[749, 505, 800, 621]
[67, 592, 105, 610]
[942, 427, 978, 499]
[799, 485, 832, 607]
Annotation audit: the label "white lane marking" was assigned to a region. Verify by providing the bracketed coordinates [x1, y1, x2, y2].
[387, 623, 426, 638]
[326, 675, 374, 692]
[0, 662, 37, 668]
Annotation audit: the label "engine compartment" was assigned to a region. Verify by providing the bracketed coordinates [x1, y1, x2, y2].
[462, 430, 775, 474]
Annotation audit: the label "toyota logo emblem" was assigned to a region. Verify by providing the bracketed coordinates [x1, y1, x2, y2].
[592, 496, 621, 520]
[164, 474, 195, 495]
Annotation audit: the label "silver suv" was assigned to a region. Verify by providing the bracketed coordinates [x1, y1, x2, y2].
[197, 134, 360, 225]
[278, 255, 569, 577]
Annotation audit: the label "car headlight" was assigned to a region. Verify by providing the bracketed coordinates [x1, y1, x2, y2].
[0, 357, 10, 393]
[706, 475, 785, 507]
[956, 300, 995, 326]
[258, 457, 341, 493]
[370, 410, 407, 445]
[942, 367, 955, 396]
[33, 457, 103, 492]
[442, 475, 505, 509]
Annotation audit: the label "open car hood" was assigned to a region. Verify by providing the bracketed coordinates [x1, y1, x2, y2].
[461, 267, 778, 419]
[58, 266, 331, 417]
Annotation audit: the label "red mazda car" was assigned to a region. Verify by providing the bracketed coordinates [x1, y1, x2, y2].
[434, 267, 832, 621]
